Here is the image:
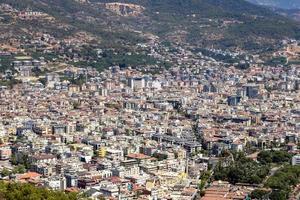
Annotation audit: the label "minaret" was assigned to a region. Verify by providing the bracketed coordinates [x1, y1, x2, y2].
[185, 156, 189, 176]
[118, 184, 121, 200]
[85, 70, 88, 83]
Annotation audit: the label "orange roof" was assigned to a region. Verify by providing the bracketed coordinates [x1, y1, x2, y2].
[109, 176, 121, 183]
[19, 172, 41, 180]
[133, 184, 144, 191]
[127, 153, 150, 160]
[65, 187, 79, 193]
[201, 197, 232, 200]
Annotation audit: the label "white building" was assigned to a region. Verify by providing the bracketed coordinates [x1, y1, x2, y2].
[292, 154, 300, 166]
[44, 176, 67, 190]
[128, 77, 145, 90]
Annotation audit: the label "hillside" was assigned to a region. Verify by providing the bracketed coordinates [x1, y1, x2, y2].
[247, 0, 300, 9]
[96, 0, 300, 49]
[0, 0, 300, 53]
[246, 0, 300, 23]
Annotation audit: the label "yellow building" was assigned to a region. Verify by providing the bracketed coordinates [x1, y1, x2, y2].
[98, 147, 107, 158]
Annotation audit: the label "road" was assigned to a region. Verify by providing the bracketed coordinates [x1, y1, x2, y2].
[263, 165, 283, 184]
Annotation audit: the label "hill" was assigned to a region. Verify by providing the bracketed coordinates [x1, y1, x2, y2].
[274, 8, 300, 22]
[96, 0, 300, 49]
[0, 0, 299, 56]
[247, 0, 300, 9]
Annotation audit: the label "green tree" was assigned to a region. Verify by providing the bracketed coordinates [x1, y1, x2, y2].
[265, 165, 300, 200]
[12, 165, 26, 174]
[214, 154, 270, 184]
[269, 190, 287, 200]
[250, 189, 270, 199]
[258, 150, 292, 164]
[1, 169, 11, 177]
[0, 181, 78, 200]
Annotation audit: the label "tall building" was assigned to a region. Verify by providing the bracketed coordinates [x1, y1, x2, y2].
[227, 96, 241, 106]
[244, 84, 259, 98]
[128, 77, 145, 90]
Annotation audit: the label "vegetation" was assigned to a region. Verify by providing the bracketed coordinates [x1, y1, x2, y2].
[152, 152, 168, 161]
[32, 67, 50, 77]
[194, 48, 239, 64]
[0, 181, 78, 200]
[126, 0, 300, 48]
[69, 75, 86, 86]
[1, 0, 300, 53]
[0, 56, 13, 72]
[198, 171, 211, 196]
[265, 165, 300, 200]
[0, 0, 144, 46]
[31, 52, 58, 62]
[10, 154, 31, 170]
[257, 150, 292, 165]
[214, 151, 300, 199]
[0, 78, 22, 88]
[250, 189, 270, 199]
[247, 0, 300, 10]
[38, 77, 47, 86]
[0, 165, 26, 177]
[214, 152, 270, 184]
[265, 57, 288, 66]
[70, 52, 161, 71]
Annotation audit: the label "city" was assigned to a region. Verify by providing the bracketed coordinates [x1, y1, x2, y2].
[0, 0, 300, 200]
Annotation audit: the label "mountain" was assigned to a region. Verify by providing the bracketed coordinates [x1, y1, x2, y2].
[246, 0, 300, 23]
[97, 0, 300, 49]
[247, 0, 300, 9]
[0, 0, 300, 53]
[273, 8, 300, 23]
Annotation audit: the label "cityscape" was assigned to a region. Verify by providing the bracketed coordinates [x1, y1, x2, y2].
[0, 0, 300, 200]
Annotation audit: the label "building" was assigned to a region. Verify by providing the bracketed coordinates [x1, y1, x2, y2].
[0, 147, 12, 160]
[292, 155, 300, 166]
[29, 154, 57, 164]
[128, 77, 145, 90]
[44, 176, 67, 190]
[244, 84, 259, 98]
[65, 174, 78, 188]
[227, 95, 241, 106]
